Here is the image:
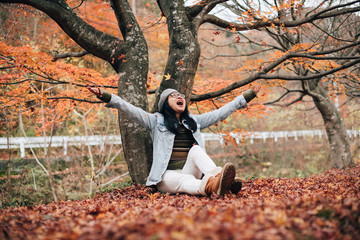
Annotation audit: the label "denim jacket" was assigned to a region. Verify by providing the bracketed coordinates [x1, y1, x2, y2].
[105, 93, 249, 186]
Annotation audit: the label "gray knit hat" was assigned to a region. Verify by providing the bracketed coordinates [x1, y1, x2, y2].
[158, 88, 178, 112]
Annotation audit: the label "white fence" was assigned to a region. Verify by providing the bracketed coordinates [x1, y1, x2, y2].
[202, 129, 360, 144]
[0, 130, 359, 158]
[0, 135, 122, 158]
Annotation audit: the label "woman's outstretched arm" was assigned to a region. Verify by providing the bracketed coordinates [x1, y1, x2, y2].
[88, 88, 156, 130]
[193, 85, 261, 129]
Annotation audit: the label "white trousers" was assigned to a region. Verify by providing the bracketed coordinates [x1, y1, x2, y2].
[156, 145, 221, 195]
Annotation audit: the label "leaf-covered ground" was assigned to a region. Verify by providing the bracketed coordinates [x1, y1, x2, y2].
[1, 165, 359, 240]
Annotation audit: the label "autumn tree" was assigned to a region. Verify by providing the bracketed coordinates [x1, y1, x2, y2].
[1, 0, 359, 183]
[203, 0, 359, 168]
[208, 0, 359, 168]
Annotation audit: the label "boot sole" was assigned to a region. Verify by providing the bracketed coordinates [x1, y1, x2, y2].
[217, 163, 235, 196]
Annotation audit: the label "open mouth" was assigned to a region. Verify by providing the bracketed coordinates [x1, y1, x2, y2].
[176, 100, 184, 106]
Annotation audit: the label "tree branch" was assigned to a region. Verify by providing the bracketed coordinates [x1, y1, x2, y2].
[71, 0, 85, 10]
[0, 66, 15, 70]
[264, 89, 305, 106]
[307, 40, 360, 56]
[48, 96, 102, 103]
[310, 0, 360, 20]
[52, 50, 88, 61]
[238, 32, 283, 51]
[311, 22, 353, 43]
[202, 3, 360, 31]
[305, 0, 328, 17]
[201, 37, 239, 47]
[261, 58, 360, 81]
[192, 0, 227, 31]
[110, 0, 138, 40]
[190, 52, 360, 102]
[185, 0, 222, 21]
[201, 48, 276, 60]
[190, 50, 303, 101]
[0, 0, 129, 69]
[0, 78, 118, 89]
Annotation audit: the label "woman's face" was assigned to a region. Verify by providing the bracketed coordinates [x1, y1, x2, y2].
[167, 92, 186, 115]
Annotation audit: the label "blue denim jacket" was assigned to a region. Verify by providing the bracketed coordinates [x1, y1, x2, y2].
[105, 94, 248, 186]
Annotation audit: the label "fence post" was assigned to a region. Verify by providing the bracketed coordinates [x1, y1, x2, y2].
[63, 137, 67, 156]
[20, 142, 25, 158]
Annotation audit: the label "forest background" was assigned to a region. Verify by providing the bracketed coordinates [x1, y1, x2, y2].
[0, 0, 360, 208]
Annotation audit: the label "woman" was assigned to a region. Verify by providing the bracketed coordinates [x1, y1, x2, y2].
[88, 85, 260, 196]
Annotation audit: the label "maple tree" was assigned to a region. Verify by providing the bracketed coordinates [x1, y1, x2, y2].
[0, 0, 359, 184]
[0, 164, 359, 239]
[0, 39, 119, 200]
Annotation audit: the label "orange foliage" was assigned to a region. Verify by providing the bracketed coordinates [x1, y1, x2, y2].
[0, 41, 117, 135]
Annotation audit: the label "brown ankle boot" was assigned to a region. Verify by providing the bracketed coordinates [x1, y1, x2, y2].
[230, 177, 242, 195]
[205, 163, 235, 196]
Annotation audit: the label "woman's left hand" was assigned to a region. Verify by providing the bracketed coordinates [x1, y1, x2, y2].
[253, 85, 261, 95]
[87, 87, 102, 98]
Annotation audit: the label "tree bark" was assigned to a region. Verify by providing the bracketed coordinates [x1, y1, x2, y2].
[307, 80, 353, 168]
[111, 0, 153, 184]
[153, 0, 201, 111]
[116, 65, 153, 184]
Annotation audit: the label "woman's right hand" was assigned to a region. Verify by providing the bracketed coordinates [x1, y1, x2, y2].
[87, 87, 102, 98]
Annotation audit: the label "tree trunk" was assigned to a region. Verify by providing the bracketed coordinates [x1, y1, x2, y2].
[309, 81, 353, 168]
[116, 66, 153, 184]
[117, 66, 153, 184]
[111, 0, 153, 184]
[153, 0, 201, 111]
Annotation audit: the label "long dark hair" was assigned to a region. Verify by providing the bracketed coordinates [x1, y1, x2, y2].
[160, 99, 197, 134]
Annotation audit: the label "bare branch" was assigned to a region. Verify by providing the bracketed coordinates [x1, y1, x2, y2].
[201, 48, 275, 60]
[264, 88, 305, 105]
[193, 0, 227, 31]
[201, 37, 238, 47]
[52, 50, 88, 61]
[71, 0, 84, 10]
[307, 40, 360, 56]
[0, 66, 15, 70]
[48, 96, 102, 103]
[281, 94, 306, 107]
[202, 3, 360, 31]
[142, 15, 164, 31]
[311, 21, 353, 43]
[238, 32, 283, 51]
[310, 0, 360, 20]
[294, 55, 360, 61]
[305, 0, 328, 17]
[261, 58, 360, 81]
[265, 91, 306, 107]
[190, 51, 360, 102]
[302, 79, 325, 101]
[191, 50, 307, 101]
[0, 78, 118, 89]
[100, 172, 129, 187]
[186, 0, 224, 20]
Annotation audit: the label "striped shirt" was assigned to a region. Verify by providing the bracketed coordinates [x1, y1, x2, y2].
[167, 124, 195, 170]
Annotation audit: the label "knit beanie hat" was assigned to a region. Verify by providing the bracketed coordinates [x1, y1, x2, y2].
[158, 88, 178, 112]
